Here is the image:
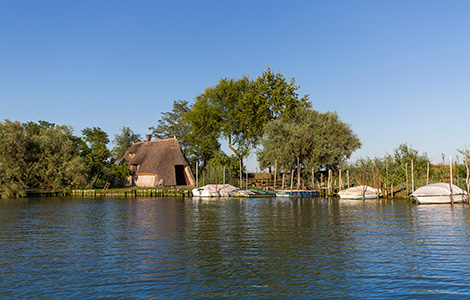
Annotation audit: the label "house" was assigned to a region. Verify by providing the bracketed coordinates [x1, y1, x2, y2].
[120, 137, 196, 187]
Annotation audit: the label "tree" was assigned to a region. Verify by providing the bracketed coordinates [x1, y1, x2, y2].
[0, 120, 87, 198]
[149, 100, 191, 151]
[257, 106, 361, 172]
[0, 120, 31, 198]
[33, 124, 87, 190]
[185, 96, 222, 169]
[80, 127, 111, 188]
[111, 126, 141, 162]
[199, 66, 310, 164]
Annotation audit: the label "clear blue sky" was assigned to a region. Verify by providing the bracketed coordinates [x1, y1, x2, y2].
[2, 0, 470, 170]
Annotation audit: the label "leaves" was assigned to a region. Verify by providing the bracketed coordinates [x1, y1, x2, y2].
[0, 120, 88, 197]
[257, 107, 361, 171]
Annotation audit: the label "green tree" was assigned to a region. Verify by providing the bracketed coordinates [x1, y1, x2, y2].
[0, 120, 87, 198]
[185, 96, 222, 169]
[257, 106, 361, 172]
[80, 127, 111, 188]
[34, 125, 87, 190]
[149, 100, 191, 150]
[199, 66, 310, 164]
[111, 126, 141, 162]
[0, 120, 31, 198]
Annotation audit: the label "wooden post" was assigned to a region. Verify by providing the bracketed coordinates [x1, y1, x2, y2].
[290, 170, 294, 196]
[328, 169, 332, 196]
[273, 160, 277, 191]
[282, 173, 285, 190]
[297, 158, 301, 191]
[450, 155, 454, 204]
[347, 170, 349, 188]
[223, 166, 226, 184]
[339, 168, 342, 191]
[362, 169, 366, 200]
[426, 162, 429, 185]
[239, 159, 242, 189]
[465, 142, 469, 198]
[405, 163, 408, 196]
[196, 161, 198, 187]
[246, 171, 248, 194]
[411, 158, 414, 193]
[311, 168, 314, 189]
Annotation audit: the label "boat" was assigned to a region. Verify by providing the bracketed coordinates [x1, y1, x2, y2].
[274, 190, 318, 197]
[410, 182, 467, 204]
[191, 184, 239, 197]
[338, 185, 381, 200]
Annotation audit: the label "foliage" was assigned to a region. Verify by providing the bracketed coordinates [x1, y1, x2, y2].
[112, 163, 130, 186]
[344, 144, 432, 195]
[185, 96, 222, 169]
[199, 152, 240, 186]
[257, 106, 361, 172]
[80, 127, 111, 188]
[196, 66, 311, 164]
[111, 126, 141, 162]
[0, 120, 87, 198]
[149, 100, 191, 150]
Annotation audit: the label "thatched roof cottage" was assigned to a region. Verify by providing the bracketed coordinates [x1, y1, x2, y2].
[120, 137, 195, 187]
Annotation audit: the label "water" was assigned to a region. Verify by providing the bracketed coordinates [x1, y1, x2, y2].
[1, 197, 470, 299]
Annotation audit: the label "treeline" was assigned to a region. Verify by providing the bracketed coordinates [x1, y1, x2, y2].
[1, 66, 364, 198]
[150, 66, 361, 185]
[0, 120, 140, 198]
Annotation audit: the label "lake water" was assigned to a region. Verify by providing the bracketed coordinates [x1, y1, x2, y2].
[1, 197, 470, 299]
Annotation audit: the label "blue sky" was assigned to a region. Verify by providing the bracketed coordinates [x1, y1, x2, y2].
[1, 1, 470, 170]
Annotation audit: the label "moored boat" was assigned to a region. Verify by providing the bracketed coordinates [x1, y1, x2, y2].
[192, 184, 239, 197]
[274, 190, 318, 197]
[411, 182, 467, 204]
[338, 185, 381, 200]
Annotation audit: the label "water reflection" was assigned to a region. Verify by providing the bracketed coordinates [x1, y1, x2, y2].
[1, 197, 470, 298]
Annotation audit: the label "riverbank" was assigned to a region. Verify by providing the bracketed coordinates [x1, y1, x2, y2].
[26, 187, 193, 198]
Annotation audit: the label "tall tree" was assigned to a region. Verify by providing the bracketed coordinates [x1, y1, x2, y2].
[185, 96, 222, 169]
[149, 100, 191, 150]
[111, 126, 141, 162]
[80, 127, 111, 188]
[199, 66, 310, 164]
[257, 106, 361, 171]
[34, 124, 87, 190]
[0, 120, 31, 198]
[0, 120, 87, 198]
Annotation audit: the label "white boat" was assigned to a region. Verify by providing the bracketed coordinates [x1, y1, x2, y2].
[411, 182, 467, 204]
[191, 184, 239, 197]
[338, 185, 381, 200]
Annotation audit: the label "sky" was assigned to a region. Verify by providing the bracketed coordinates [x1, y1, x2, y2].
[1, 0, 470, 171]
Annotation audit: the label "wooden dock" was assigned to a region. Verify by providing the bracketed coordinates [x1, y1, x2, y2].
[71, 188, 192, 198]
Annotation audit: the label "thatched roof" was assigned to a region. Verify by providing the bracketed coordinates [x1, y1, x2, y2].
[120, 138, 193, 186]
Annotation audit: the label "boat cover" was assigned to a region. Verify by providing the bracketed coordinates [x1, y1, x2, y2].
[338, 185, 381, 198]
[411, 182, 466, 197]
[193, 184, 239, 196]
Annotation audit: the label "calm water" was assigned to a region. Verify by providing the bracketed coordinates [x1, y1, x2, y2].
[1, 197, 470, 299]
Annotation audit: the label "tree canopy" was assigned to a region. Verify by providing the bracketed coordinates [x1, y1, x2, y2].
[0, 120, 87, 198]
[257, 106, 361, 171]
[111, 126, 141, 162]
[195, 66, 311, 163]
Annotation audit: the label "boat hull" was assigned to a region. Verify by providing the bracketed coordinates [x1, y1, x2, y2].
[275, 190, 317, 197]
[411, 183, 468, 204]
[339, 194, 379, 200]
[412, 194, 466, 204]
